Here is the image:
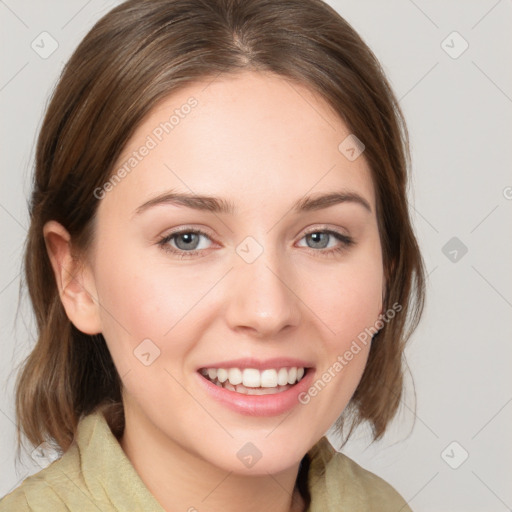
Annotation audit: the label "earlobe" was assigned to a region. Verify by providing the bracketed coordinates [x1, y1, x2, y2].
[43, 220, 102, 335]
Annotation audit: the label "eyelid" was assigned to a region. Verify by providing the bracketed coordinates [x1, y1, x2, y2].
[161, 225, 216, 238]
[157, 226, 217, 254]
[301, 224, 350, 237]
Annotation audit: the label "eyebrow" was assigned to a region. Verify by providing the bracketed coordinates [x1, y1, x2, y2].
[134, 189, 372, 216]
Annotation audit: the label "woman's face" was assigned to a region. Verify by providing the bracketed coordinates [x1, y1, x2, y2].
[86, 70, 383, 475]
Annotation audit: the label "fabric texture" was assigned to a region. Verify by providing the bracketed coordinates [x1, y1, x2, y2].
[0, 411, 412, 511]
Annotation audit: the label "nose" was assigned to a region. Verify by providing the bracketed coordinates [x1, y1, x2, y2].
[224, 244, 301, 339]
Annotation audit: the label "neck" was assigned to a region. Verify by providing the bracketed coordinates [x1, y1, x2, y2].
[119, 410, 306, 512]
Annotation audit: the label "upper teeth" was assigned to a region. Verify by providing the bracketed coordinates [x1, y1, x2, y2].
[201, 367, 305, 388]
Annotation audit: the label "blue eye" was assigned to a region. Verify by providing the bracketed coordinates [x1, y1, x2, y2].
[158, 229, 213, 258]
[298, 229, 354, 257]
[157, 228, 354, 259]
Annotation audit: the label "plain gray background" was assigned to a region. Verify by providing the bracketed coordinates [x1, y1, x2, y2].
[1, 1, 511, 510]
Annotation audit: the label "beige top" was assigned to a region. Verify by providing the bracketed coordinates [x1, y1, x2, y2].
[0, 411, 412, 511]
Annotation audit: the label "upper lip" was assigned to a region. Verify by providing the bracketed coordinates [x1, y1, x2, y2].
[197, 357, 314, 371]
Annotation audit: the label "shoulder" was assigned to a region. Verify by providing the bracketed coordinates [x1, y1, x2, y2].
[334, 451, 413, 510]
[1, 412, 100, 511]
[307, 437, 412, 512]
[0, 450, 82, 511]
[1, 411, 164, 512]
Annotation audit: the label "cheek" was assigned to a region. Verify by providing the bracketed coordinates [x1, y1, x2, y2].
[309, 254, 383, 348]
[92, 242, 227, 381]
[301, 256, 382, 426]
[91, 244, 194, 368]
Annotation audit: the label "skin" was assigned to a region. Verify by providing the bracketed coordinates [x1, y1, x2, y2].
[44, 70, 384, 512]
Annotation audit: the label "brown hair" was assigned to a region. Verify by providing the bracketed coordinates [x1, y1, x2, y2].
[16, 0, 424, 461]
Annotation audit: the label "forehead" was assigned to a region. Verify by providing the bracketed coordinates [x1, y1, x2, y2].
[100, 71, 375, 217]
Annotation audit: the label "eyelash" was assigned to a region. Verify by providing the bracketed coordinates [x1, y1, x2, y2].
[157, 227, 354, 259]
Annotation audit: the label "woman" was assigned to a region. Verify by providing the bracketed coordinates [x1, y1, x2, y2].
[0, 0, 425, 510]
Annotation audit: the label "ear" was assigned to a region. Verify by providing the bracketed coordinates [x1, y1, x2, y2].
[43, 220, 102, 335]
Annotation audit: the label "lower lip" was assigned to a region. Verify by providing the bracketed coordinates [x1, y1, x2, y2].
[196, 369, 315, 417]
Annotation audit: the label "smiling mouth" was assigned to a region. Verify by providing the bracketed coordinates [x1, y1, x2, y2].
[199, 366, 309, 396]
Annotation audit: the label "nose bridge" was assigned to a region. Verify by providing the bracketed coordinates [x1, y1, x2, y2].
[224, 234, 300, 336]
